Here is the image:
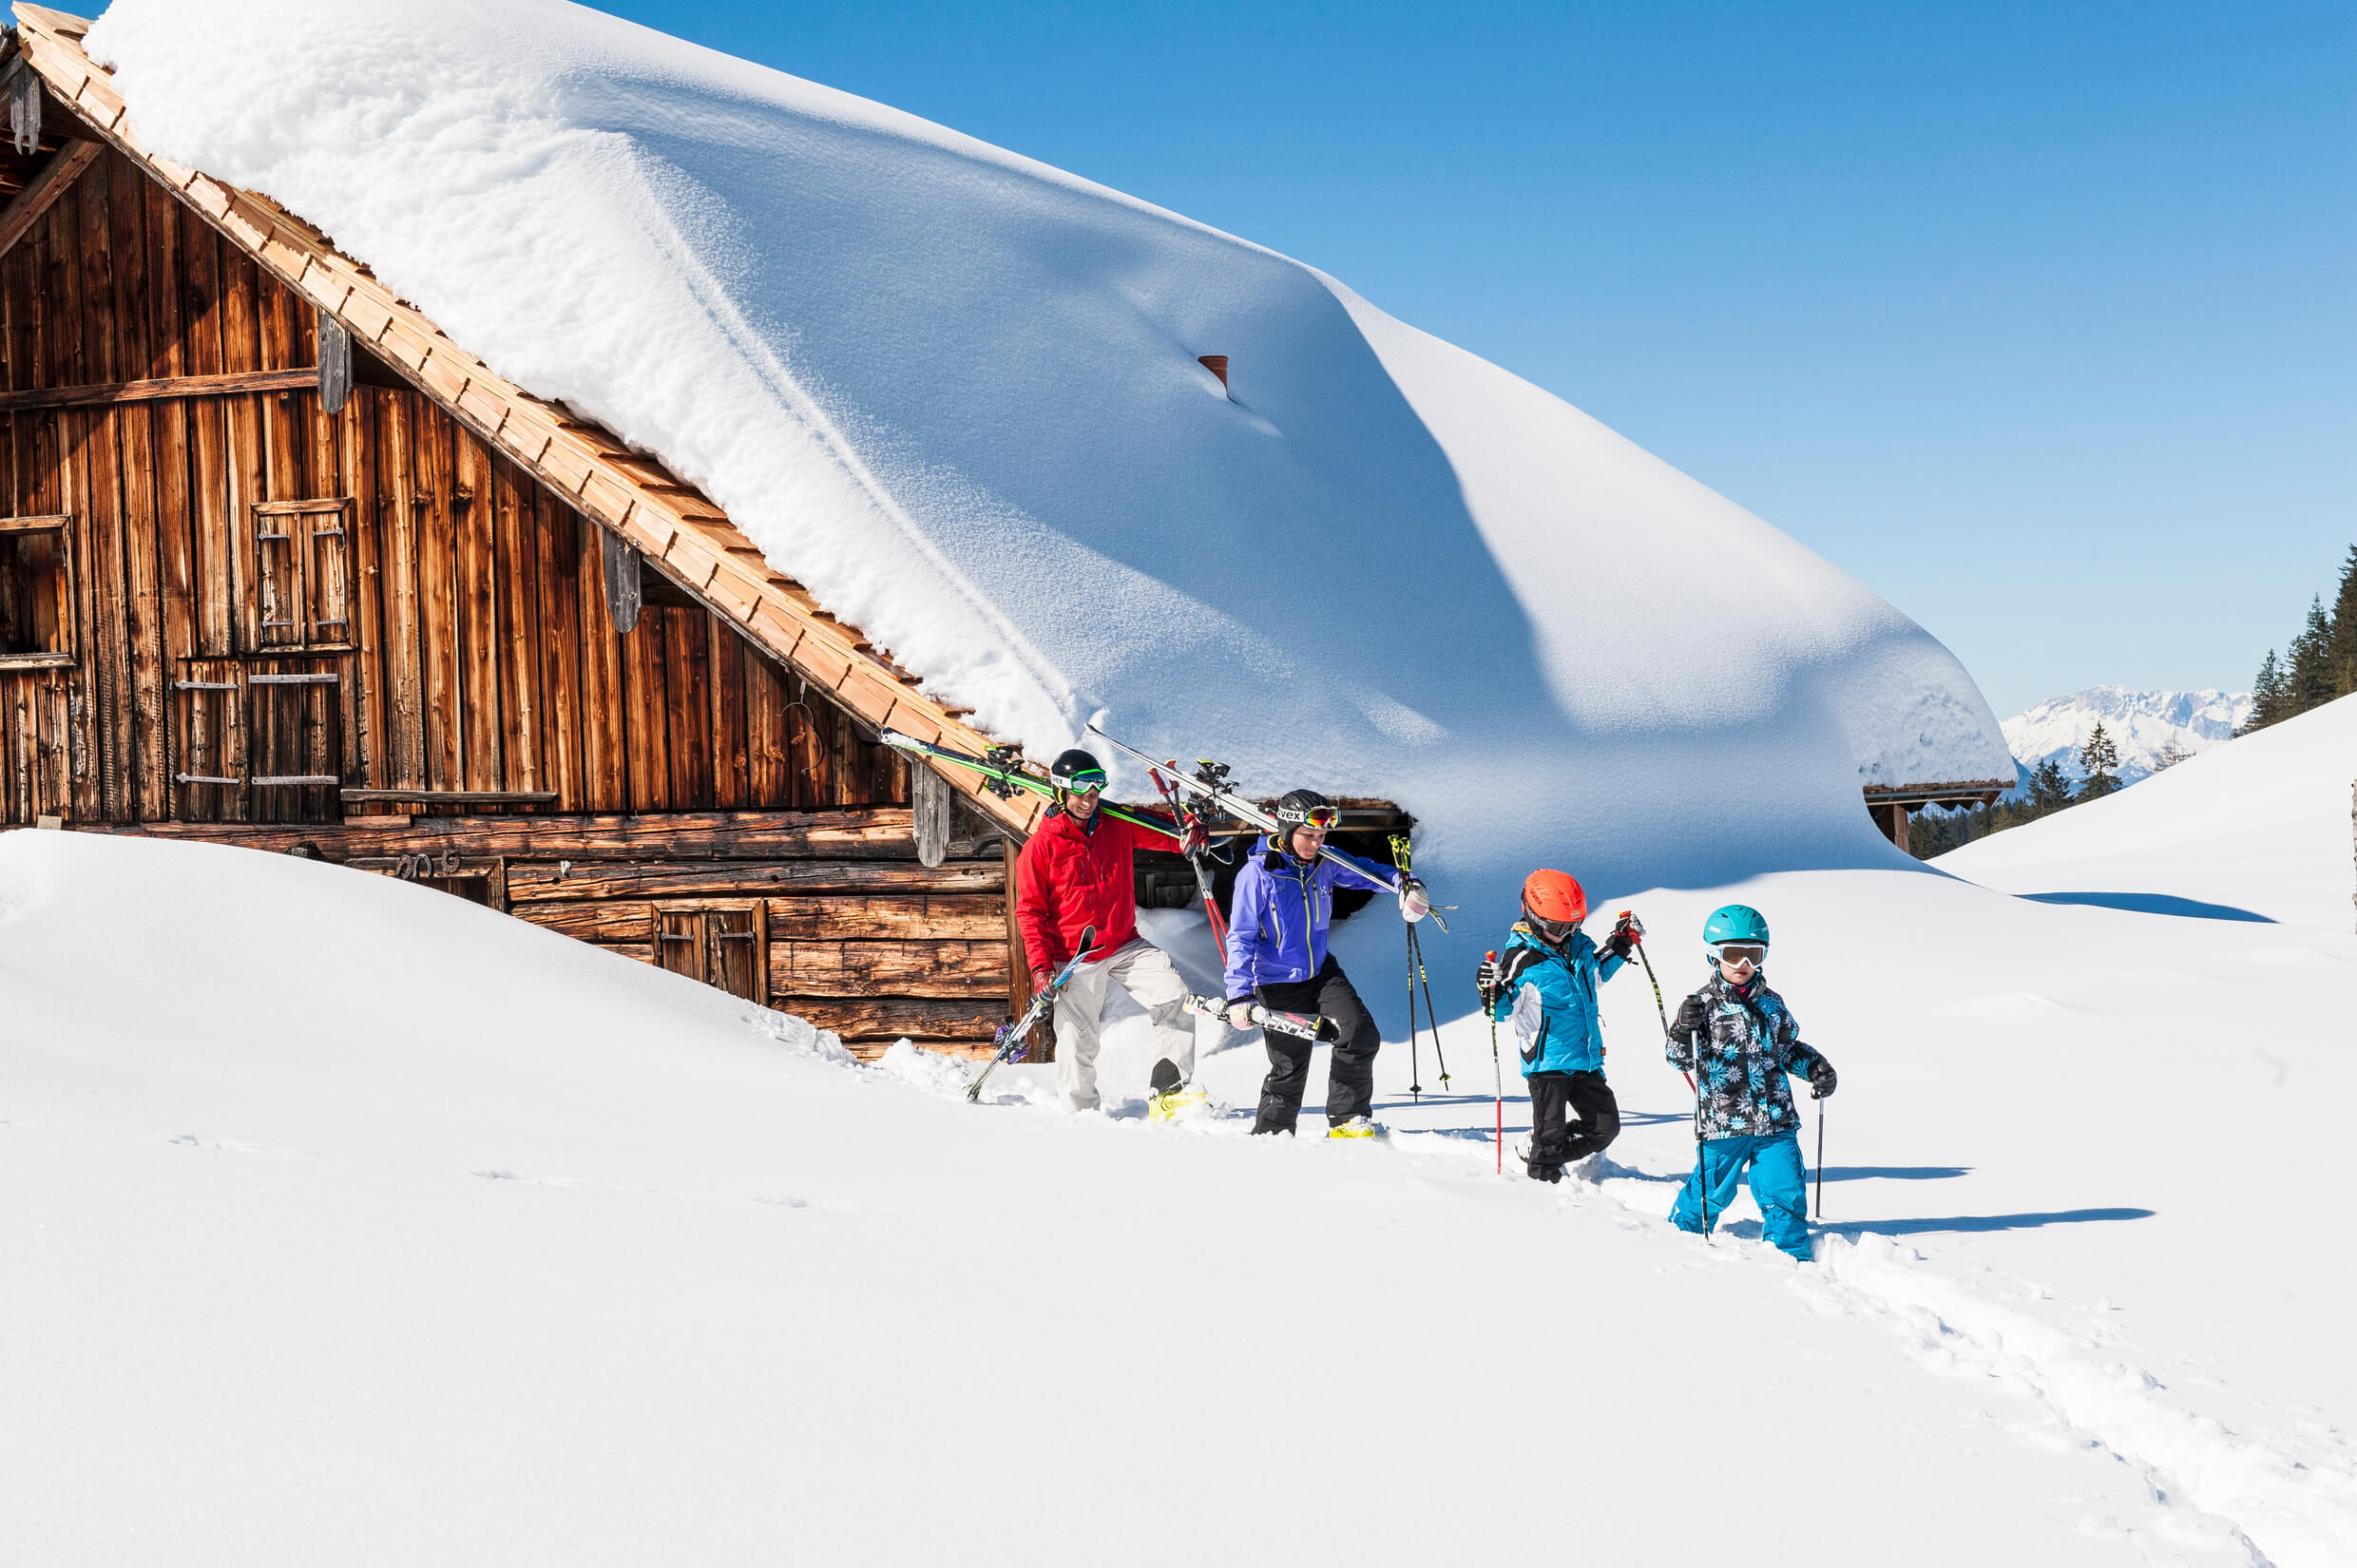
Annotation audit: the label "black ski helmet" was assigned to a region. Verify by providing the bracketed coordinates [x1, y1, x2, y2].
[1273, 788, 1338, 837]
[1048, 748, 1108, 794]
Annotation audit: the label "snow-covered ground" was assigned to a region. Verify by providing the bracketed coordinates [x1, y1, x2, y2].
[81, 0, 2009, 893]
[6, 697, 2353, 1565]
[2002, 686, 2254, 792]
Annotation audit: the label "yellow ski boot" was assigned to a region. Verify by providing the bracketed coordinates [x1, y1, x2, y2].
[1327, 1116, 1386, 1140]
[1147, 1058, 1208, 1124]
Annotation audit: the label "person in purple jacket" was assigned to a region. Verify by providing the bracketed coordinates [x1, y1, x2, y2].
[1223, 790, 1429, 1137]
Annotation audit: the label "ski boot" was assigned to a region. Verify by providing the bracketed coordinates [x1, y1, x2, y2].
[1327, 1116, 1386, 1140]
[1147, 1058, 1208, 1124]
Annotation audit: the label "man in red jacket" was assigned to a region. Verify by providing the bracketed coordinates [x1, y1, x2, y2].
[1015, 748, 1205, 1113]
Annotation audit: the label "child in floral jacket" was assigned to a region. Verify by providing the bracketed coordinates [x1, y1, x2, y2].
[1664, 904, 1836, 1260]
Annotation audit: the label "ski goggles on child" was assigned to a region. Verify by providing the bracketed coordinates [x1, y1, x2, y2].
[1277, 804, 1342, 831]
[1715, 943, 1767, 968]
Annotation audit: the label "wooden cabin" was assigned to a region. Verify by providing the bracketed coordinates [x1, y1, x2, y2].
[0, 8, 1984, 1054]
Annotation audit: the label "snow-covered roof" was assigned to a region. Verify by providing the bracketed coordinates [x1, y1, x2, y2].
[70, 0, 2013, 883]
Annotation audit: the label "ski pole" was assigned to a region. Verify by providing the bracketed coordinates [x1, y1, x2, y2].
[1484, 950, 1503, 1176]
[1626, 916, 1692, 1093]
[1815, 1096, 1826, 1220]
[1389, 834, 1422, 1101]
[1408, 923, 1450, 1089]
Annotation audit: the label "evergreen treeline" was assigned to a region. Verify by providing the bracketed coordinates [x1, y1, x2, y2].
[1911, 544, 2349, 857]
[1908, 723, 2127, 856]
[2243, 545, 2357, 732]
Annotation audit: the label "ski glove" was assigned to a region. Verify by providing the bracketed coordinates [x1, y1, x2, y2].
[1602, 911, 1644, 961]
[1672, 994, 1708, 1039]
[1399, 876, 1431, 923]
[1178, 822, 1210, 857]
[1475, 954, 1505, 1011]
[1807, 1059, 1838, 1100]
[1225, 999, 1257, 1031]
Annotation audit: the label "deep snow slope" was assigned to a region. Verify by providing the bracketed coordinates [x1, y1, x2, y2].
[1943, 692, 2355, 928]
[2002, 685, 2253, 791]
[82, 0, 2008, 888]
[8, 828, 2348, 1566]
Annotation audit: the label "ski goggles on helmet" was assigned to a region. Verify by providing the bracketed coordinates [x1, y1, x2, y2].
[1277, 804, 1342, 831]
[1524, 910, 1577, 944]
[1715, 943, 1767, 968]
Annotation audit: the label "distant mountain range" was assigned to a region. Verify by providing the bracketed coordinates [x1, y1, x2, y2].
[2000, 686, 2253, 794]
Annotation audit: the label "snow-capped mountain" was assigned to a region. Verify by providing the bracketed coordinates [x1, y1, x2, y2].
[2002, 684, 2252, 791]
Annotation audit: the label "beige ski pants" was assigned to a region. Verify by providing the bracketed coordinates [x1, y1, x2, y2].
[1053, 937, 1197, 1112]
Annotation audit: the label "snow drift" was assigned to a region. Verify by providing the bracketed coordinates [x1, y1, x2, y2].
[83, 0, 2009, 887]
[7, 691, 2356, 1563]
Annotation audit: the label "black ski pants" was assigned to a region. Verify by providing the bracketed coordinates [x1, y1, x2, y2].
[1526, 1069, 1619, 1180]
[1249, 956, 1379, 1134]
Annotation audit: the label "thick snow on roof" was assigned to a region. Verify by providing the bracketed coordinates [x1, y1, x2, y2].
[86, 0, 2010, 883]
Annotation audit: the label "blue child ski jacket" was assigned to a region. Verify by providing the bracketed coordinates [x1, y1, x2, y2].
[1223, 833, 1400, 1000]
[1664, 970, 1831, 1140]
[1485, 923, 1624, 1077]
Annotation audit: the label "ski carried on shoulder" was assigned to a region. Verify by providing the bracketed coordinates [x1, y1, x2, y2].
[878, 729, 1176, 835]
[1180, 995, 1337, 1042]
[1083, 722, 1446, 930]
[968, 924, 1099, 1103]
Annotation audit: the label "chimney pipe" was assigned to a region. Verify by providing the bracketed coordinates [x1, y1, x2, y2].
[1198, 354, 1230, 396]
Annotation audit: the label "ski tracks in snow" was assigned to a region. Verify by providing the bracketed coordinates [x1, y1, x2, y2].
[1791, 1232, 2357, 1568]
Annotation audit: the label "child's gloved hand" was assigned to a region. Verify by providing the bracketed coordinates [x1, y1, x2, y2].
[1673, 994, 1707, 1037]
[1602, 911, 1644, 960]
[1474, 954, 1505, 1010]
[1807, 1059, 1838, 1100]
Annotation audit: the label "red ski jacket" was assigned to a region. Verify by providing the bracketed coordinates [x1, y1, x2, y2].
[1014, 806, 1180, 974]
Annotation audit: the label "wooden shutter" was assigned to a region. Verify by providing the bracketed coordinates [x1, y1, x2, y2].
[653, 903, 767, 1004]
[249, 501, 354, 650]
[247, 663, 344, 824]
[172, 660, 245, 822]
[172, 659, 344, 823]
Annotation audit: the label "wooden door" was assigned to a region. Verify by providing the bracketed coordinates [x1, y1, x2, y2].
[655, 904, 766, 1004]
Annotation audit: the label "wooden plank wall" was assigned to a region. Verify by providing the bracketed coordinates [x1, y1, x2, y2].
[113, 807, 1012, 1055]
[0, 144, 908, 825]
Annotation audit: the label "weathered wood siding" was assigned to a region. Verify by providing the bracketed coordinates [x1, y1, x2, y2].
[0, 143, 1013, 1053]
[0, 146, 909, 822]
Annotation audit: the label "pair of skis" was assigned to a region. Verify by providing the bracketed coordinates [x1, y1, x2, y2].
[967, 924, 1097, 1102]
[1083, 723, 1444, 929]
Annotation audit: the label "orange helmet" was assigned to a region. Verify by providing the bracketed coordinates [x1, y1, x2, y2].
[1521, 869, 1587, 929]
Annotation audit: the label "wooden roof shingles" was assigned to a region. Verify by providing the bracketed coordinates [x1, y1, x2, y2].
[8, 3, 1044, 839]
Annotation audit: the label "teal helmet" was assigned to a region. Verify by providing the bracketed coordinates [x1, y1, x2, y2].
[1703, 905, 1771, 947]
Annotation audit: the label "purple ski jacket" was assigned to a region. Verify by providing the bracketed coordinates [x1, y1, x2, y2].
[1222, 833, 1400, 1000]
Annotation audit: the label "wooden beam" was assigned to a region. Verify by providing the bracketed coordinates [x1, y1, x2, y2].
[338, 789, 559, 805]
[0, 134, 97, 258]
[0, 365, 316, 411]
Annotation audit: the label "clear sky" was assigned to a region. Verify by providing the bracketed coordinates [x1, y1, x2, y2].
[589, 2, 2350, 714]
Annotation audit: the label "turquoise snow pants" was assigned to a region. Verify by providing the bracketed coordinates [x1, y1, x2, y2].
[1670, 1133, 1812, 1260]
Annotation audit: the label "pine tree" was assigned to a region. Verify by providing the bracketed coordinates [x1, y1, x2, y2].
[2326, 545, 2357, 700]
[2026, 756, 2072, 813]
[2243, 649, 2286, 734]
[2288, 596, 2334, 715]
[2152, 736, 2192, 771]
[2076, 721, 2121, 800]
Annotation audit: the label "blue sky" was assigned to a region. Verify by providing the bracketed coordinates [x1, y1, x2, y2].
[594, 1, 2350, 715]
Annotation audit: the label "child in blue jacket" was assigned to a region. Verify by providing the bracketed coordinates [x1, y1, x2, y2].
[1664, 904, 1838, 1260]
[1476, 870, 1641, 1182]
